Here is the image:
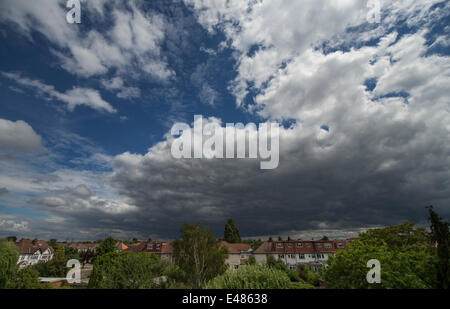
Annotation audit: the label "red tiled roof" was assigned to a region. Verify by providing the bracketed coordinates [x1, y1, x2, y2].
[253, 238, 351, 254]
[15, 239, 54, 255]
[220, 241, 251, 254]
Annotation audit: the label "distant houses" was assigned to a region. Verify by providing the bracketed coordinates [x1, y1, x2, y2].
[219, 241, 253, 270]
[253, 236, 354, 270]
[13, 235, 355, 271]
[15, 238, 54, 269]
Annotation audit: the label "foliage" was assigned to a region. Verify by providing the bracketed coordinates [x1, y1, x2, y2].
[89, 251, 164, 289]
[32, 245, 80, 277]
[242, 239, 264, 250]
[298, 265, 320, 286]
[324, 227, 436, 289]
[266, 254, 300, 282]
[6, 236, 17, 242]
[427, 206, 450, 289]
[0, 239, 19, 288]
[224, 219, 241, 243]
[245, 255, 257, 265]
[205, 265, 291, 289]
[172, 223, 228, 288]
[290, 282, 315, 289]
[6, 267, 43, 289]
[94, 237, 116, 260]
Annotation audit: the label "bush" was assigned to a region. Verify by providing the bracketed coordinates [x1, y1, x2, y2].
[0, 239, 19, 288]
[205, 265, 291, 289]
[89, 251, 164, 289]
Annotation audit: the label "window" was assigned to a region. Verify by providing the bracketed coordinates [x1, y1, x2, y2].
[277, 243, 283, 248]
[317, 243, 322, 248]
[287, 243, 292, 248]
[298, 254, 305, 259]
[278, 254, 285, 259]
[325, 243, 332, 249]
[297, 243, 303, 248]
[241, 255, 246, 259]
[306, 243, 311, 248]
[337, 242, 344, 249]
[234, 265, 239, 269]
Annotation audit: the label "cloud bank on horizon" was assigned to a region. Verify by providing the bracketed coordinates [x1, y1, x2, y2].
[0, 0, 449, 240]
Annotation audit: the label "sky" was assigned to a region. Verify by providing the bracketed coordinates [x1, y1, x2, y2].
[0, 0, 449, 241]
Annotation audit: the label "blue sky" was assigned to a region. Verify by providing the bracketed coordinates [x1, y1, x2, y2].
[0, 0, 449, 240]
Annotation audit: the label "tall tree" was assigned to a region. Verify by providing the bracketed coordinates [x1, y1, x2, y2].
[93, 237, 116, 261]
[427, 206, 449, 289]
[0, 239, 19, 288]
[172, 223, 228, 288]
[224, 219, 241, 243]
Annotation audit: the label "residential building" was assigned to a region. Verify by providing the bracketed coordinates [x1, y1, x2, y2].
[125, 239, 173, 260]
[219, 241, 253, 270]
[253, 236, 351, 269]
[15, 238, 54, 269]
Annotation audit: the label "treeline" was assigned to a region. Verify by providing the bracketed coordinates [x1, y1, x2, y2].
[1, 206, 448, 289]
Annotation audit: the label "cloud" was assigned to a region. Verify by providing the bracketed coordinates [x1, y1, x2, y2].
[1, 72, 116, 113]
[31, 184, 137, 215]
[101, 77, 141, 99]
[0, 118, 44, 152]
[0, 187, 9, 195]
[0, 0, 174, 81]
[0, 219, 29, 233]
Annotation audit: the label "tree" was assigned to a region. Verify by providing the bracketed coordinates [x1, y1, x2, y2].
[88, 252, 163, 289]
[172, 223, 228, 288]
[205, 265, 291, 289]
[6, 236, 17, 242]
[6, 267, 42, 289]
[224, 219, 241, 243]
[32, 245, 80, 278]
[265, 255, 300, 282]
[246, 255, 256, 265]
[427, 206, 449, 289]
[48, 239, 57, 249]
[0, 239, 19, 288]
[324, 224, 436, 289]
[93, 237, 116, 261]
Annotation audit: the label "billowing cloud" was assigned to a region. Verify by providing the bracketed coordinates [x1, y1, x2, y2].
[0, 118, 44, 152]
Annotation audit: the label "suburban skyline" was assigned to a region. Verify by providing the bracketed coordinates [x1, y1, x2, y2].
[0, 0, 449, 241]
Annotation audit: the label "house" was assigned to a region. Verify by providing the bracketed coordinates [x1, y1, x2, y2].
[253, 236, 351, 269]
[125, 239, 173, 260]
[220, 241, 253, 270]
[116, 241, 128, 251]
[15, 238, 54, 269]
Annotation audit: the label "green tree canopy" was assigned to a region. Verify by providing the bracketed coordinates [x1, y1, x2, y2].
[205, 265, 291, 289]
[89, 251, 164, 289]
[325, 222, 437, 289]
[6, 267, 42, 289]
[93, 236, 116, 261]
[427, 206, 449, 289]
[172, 223, 228, 288]
[224, 219, 241, 243]
[0, 239, 19, 288]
